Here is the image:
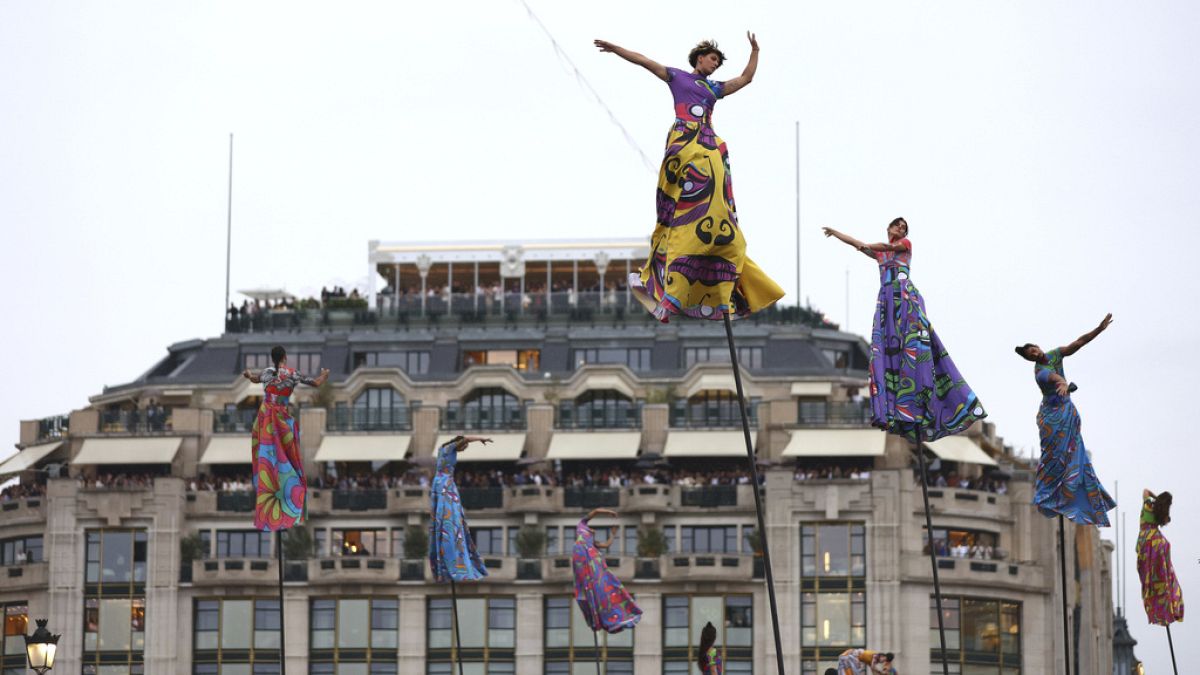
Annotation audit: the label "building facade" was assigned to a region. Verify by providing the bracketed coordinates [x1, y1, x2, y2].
[0, 240, 1114, 674]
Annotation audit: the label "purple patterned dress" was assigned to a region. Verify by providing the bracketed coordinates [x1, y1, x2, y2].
[868, 238, 986, 442]
[571, 519, 641, 633]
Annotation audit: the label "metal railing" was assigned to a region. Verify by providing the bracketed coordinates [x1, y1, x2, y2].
[458, 487, 503, 510]
[36, 416, 69, 442]
[100, 409, 173, 433]
[797, 401, 872, 426]
[216, 491, 255, 512]
[213, 409, 258, 433]
[331, 489, 387, 511]
[680, 485, 738, 507]
[326, 407, 412, 432]
[563, 487, 620, 509]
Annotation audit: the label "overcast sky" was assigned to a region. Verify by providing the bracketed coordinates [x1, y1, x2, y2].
[2, 1, 1196, 668]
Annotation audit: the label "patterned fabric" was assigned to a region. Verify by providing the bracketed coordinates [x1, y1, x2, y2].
[631, 66, 784, 322]
[429, 442, 487, 582]
[700, 646, 723, 674]
[1031, 349, 1115, 525]
[252, 366, 314, 531]
[1137, 496, 1184, 625]
[571, 519, 641, 633]
[836, 649, 894, 675]
[868, 239, 986, 441]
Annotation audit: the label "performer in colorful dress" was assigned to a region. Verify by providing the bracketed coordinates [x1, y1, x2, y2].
[823, 219, 985, 442]
[1015, 314, 1116, 525]
[242, 346, 329, 531]
[835, 648, 896, 675]
[595, 34, 784, 321]
[429, 436, 493, 582]
[698, 622, 722, 675]
[1137, 489, 1184, 625]
[572, 508, 642, 633]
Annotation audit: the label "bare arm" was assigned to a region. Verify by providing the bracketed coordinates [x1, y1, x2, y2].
[583, 508, 618, 549]
[861, 241, 909, 253]
[720, 32, 759, 97]
[451, 436, 494, 453]
[1143, 488, 1155, 501]
[241, 369, 261, 384]
[1060, 313, 1113, 356]
[302, 368, 331, 387]
[594, 40, 669, 81]
[1047, 371, 1070, 397]
[822, 227, 876, 259]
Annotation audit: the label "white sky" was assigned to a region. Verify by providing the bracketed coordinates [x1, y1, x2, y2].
[1, 1, 1197, 668]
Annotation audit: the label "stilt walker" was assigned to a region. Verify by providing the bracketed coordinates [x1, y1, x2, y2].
[595, 32, 788, 672]
[244, 346, 330, 673]
[429, 435, 493, 675]
[1136, 489, 1183, 675]
[824, 219, 988, 675]
[572, 508, 642, 675]
[698, 622, 722, 674]
[1015, 314, 1117, 674]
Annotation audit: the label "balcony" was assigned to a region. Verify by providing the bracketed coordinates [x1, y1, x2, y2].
[0, 561, 49, 591]
[331, 489, 387, 512]
[920, 487, 1011, 521]
[563, 487, 620, 509]
[901, 553, 1047, 592]
[326, 407, 412, 432]
[310, 557, 399, 584]
[216, 491, 255, 513]
[213, 409, 258, 433]
[459, 487, 504, 510]
[623, 485, 672, 512]
[679, 485, 738, 508]
[189, 558, 279, 586]
[508, 486, 558, 512]
[99, 409, 173, 434]
[0, 498, 46, 526]
[36, 415, 69, 443]
[665, 554, 756, 581]
[797, 401, 872, 427]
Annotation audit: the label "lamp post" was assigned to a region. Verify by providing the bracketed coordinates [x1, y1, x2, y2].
[23, 619, 59, 674]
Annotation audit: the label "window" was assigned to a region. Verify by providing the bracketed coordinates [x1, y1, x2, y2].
[215, 530, 273, 559]
[683, 346, 763, 369]
[310, 598, 399, 670]
[443, 388, 526, 430]
[332, 530, 387, 557]
[471, 528, 505, 556]
[801, 592, 866, 647]
[797, 399, 871, 426]
[354, 350, 431, 375]
[1, 603, 28, 672]
[662, 595, 752, 673]
[931, 597, 1021, 673]
[573, 348, 652, 371]
[923, 527, 1000, 559]
[83, 530, 148, 671]
[670, 391, 759, 428]
[192, 599, 281, 671]
[427, 597, 515, 671]
[680, 526, 742, 554]
[332, 387, 410, 431]
[801, 524, 866, 578]
[800, 523, 867, 670]
[294, 353, 322, 375]
[244, 353, 271, 370]
[85, 529, 147, 586]
[461, 349, 540, 372]
[558, 390, 641, 429]
[545, 526, 560, 557]
[544, 596, 633, 673]
[821, 347, 850, 370]
[0, 536, 42, 565]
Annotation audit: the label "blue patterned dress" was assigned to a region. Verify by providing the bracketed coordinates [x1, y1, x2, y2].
[1032, 349, 1115, 525]
[571, 519, 641, 633]
[429, 442, 487, 582]
[868, 238, 986, 441]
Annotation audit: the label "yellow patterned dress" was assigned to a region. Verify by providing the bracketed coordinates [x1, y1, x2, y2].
[631, 66, 784, 321]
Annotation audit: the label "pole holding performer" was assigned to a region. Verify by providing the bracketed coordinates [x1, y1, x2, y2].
[1137, 489, 1183, 674]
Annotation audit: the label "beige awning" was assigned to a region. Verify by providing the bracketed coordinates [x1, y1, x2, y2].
[315, 435, 412, 462]
[546, 432, 640, 460]
[663, 431, 755, 458]
[926, 436, 997, 466]
[433, 434, 525, 462]
[685, 373, 738, 397]
[74, 437, 183, 465]
[790, 382, 834, 397]
[198, 437, 250, 465]
[573, 375, 635, 399]
[782, 429, 886, 458]
[0, 441, 64, 477]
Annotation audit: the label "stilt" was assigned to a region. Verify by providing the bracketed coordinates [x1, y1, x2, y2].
[593, 629, 602, 675]
[723, 313, 787, 675]
[1166, 624, 1178, 675]
[1057, 515, 1071, 675]
[277, 545, 286, 674]
[449, 579, 465, 675]
[914, 443, 949, 675]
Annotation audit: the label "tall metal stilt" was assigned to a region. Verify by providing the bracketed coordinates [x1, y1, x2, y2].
[449, 579, 465, 675]
[277, 544, 286, 674]
[914, 443, 950, 675]
[593, 629, 602, 675]
[1058, 515, 1071, 675]
[1166, 624, 1178, 675]
[723, 313, 787, 674]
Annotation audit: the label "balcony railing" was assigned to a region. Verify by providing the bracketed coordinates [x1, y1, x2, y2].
[331, 489, 387, 511]
[459, 487, 504, 510]
[213, 409, 258, 433]
[216, 491, 255, 512]
[36, 416, 69, 443]
[100, 409, 173, 433]
[441, 407, 527, 431]
[563, 487, 620, 509]
[669, 403, 759, 429]
[680, 485, 739, 507]
[797, 401, 872, 426]
[326, 407, 412, 432]
[556, 406, 642, 430]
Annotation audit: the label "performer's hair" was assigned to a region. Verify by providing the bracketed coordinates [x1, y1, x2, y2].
[1152, 491, 1173, 525]
[270, 346, 286, 368]
[885, 652, 895, 661]
[1014, 344, 1037, 360]
[889, 217, 908, 236]
[688, 40, 726, 68]
[698, 622, 717, 670]
[824, 670, 837, 675]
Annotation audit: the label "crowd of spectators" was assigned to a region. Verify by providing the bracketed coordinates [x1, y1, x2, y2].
[83, 473, 161, 490]
[926, 540, 997, 560]
[793, 465, 872, 481]
[918, 469, 1009, 494]
[0, 481, 45, 501]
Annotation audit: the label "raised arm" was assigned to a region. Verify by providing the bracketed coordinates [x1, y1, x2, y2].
[451, 436, 494, 453]
[301, 368, 331, 387]
[241, 369, 261, 384]
[822, 227, 877, 259]
[594, 40, 669, 81]
[1060, 313, 1113, 356]
[720, 32, 759, 97]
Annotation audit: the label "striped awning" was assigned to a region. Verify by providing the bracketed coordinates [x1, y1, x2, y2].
[546, 432, 640, 460]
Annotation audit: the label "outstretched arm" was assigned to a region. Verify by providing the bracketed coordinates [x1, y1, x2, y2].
[451, 436, 494, 453]
[594, 40, 669, 81]
[1060, 313, 1113, 356]
[720, 32, 760, 97]
[822, 227, 877, 259]
[301, 368, 331, 387]
[241, 369, 261, 384]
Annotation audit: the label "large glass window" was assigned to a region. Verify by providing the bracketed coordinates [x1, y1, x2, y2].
[923, 527, 1000, 559]
[192, 598, 281, 671]
[83, 529, 147, 672]
[544, 596, 633, 673]
[670, 391, 759, 428]
[215, 530, 273, 559]
[0, 536, 42, 565]
[335, 387, 410, 431]
[680, 526, 742, 554]
[683, 346, 763, 370]
[85, 530, 148, 584]
[557, 390, 641, 429]
[801, 524, 866, 577]
[443, 388, 526, 430]
[800, 523, 867, 672]
[662, 595, 752, 673]
[1, 603, 28, 673]
[470, 528, 505, 556]
[332, 530, 388, 557]
[572, 348, 652, 371]
[461, 349, 540, 372]
[310, 598, 399, 671]
[931, 597, 1021, 673]
[427, 597, 515, 672]
[354, 350, 429, 375]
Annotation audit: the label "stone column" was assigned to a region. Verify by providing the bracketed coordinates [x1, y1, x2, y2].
[45, 478, 83, 674]
[633, 589, 661, 673]
[143, 478, 186, 672]
[399, 590, 427, 673]
[515, 592, 543, 673]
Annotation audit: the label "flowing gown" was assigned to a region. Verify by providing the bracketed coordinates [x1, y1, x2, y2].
[1031, 349, 1115, 525]
[252, 366, 312, 531]
[700, 646, 723, 674]
[631, 66, 784, 322]
[868, 239, 985, 441]
[837, 649, 893, 675]
[429, 442, 487, 582]
[571, 519, 641, 633]
[1136, 495, 1184, 625]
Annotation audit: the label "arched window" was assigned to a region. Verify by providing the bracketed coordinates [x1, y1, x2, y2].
[443, 388, 525, 430]
[342, 387, 409, 430]
[670, 390, 759, 428]
[558, 390, 641, 429]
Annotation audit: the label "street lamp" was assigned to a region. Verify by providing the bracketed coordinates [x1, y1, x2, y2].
[23, 619, 59, 674]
